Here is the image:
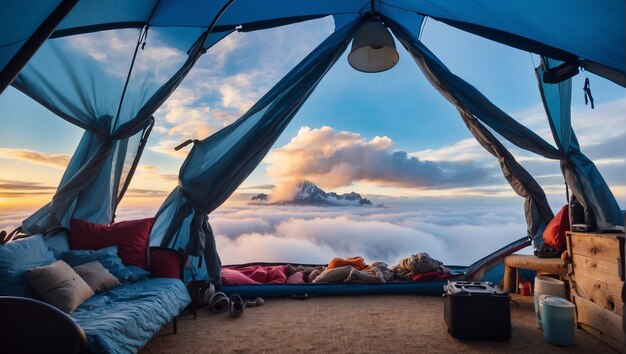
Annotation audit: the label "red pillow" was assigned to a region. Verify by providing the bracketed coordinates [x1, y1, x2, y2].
[543, 205, 569, 252]
[149, 248, 184, 279]
[70, 218, 155, 269]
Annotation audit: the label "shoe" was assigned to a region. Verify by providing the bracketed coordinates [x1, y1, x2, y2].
[229, 294, 245, 318]
[208, 292, 229, 313]
[245, 297, 264, 307]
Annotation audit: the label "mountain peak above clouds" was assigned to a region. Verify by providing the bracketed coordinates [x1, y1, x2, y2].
[250, 180, 373, 206]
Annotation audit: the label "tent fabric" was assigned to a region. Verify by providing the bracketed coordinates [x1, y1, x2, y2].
[386, 18, 564, 161]
[52, 0, 158, 36]
[561, 152, 624, 229]
[536, 59, 624, 229]
[21, 128, 146, 234]
[406, 0, 625, 85]
[0, 1, 61, 72]
[0, 0, 78, 94]
[460, 116, 553, 243]
[16, 26, 213, 234]
[36, 0, 624, 86]
[150, 18, 364, 284]
[536, 58, 573, 153]
[466, 237, 531, 281]
[387, 17, 555, 242]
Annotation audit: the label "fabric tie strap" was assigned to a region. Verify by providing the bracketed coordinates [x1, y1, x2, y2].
[583, 78, 594, 109]
[174, 139, 199, 151]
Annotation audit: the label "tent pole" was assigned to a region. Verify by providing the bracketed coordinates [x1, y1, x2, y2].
[206, 0, 237, 41]
[0, 0, 78, 94]
[113, 117, 155, 222]
[112, 26, 149, 130]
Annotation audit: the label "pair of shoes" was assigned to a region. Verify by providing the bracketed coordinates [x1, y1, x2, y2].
[229, 294, 245, 318]
[208, 292, 229, 313]
[245, 297, 264, 307]
[209, 292, 245, 318]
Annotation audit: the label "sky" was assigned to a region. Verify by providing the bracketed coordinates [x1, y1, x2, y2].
[0, 16, 624, 265]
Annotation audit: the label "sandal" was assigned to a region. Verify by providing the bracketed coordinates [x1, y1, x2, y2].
[229, 294, 245, 318]
[208, 292, 229, 313]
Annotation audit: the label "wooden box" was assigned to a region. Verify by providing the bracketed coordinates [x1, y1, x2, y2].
[566, 231, 625, 352]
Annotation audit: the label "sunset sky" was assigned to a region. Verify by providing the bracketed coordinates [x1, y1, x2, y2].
[0, 16, 624, 214]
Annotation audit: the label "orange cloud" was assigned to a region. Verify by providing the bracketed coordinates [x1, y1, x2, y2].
[0, 148, 70, 169]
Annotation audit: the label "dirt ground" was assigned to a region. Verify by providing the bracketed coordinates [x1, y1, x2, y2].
[142, 294, 614, 353]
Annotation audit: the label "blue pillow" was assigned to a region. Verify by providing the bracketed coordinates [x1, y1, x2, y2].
[0, 235, 56, 297]
[126, 266, 151, 282]
[44, 232, 70, 259]
[63, 246, 149, 283]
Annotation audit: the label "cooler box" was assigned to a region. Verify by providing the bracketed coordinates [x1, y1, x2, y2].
[443, 281, 511, 341]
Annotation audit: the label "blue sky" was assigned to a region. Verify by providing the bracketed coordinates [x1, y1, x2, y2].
[0, 16, 624, 212]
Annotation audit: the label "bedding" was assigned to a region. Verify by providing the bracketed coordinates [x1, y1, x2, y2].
[63, 246, 149, 283]
[220, 275, 465, 298]
[222, 265, 288, 285]
[72, 277, 190, 354]
[0, 235, 56, 297]
[285, 272, 306, 284]
[327, 256, 367, 270]
[219, 263, 466, 297]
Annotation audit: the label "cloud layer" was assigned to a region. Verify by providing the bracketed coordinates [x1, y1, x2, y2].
[0, 204, 530, 267]
[210, 205, 529, 266]
[125, 205, 528, 266]
[0, 179, 56, 199]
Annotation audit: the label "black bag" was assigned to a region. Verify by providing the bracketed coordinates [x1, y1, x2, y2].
[443, 281, 511, 341]
[534, 242, 562, 258]
[186, 280, 214, 310]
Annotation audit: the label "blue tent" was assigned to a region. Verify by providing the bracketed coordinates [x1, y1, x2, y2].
[1, 0, 623, 284]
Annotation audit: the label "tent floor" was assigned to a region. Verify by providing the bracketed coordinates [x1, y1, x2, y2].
[141, 294, 614, 353]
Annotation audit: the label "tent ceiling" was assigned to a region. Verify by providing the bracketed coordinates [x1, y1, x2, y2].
[45, 0, 624, 79]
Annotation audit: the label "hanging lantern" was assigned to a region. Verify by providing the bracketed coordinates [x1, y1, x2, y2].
[348, 20, 399, 73]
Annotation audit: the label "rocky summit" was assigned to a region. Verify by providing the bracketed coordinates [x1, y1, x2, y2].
[250, 180, 372, 206]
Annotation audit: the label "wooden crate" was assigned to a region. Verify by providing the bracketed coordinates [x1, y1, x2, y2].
[566, 231, 626, 352]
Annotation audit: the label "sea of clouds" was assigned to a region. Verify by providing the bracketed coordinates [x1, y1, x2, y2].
[1, 203, 531, 267]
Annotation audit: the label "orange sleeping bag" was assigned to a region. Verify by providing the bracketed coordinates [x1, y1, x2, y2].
[543, 205, 569, 252]
[327, 256, 367, 270]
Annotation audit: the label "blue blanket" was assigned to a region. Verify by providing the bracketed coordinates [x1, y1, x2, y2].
[72, 278, 190, 354]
